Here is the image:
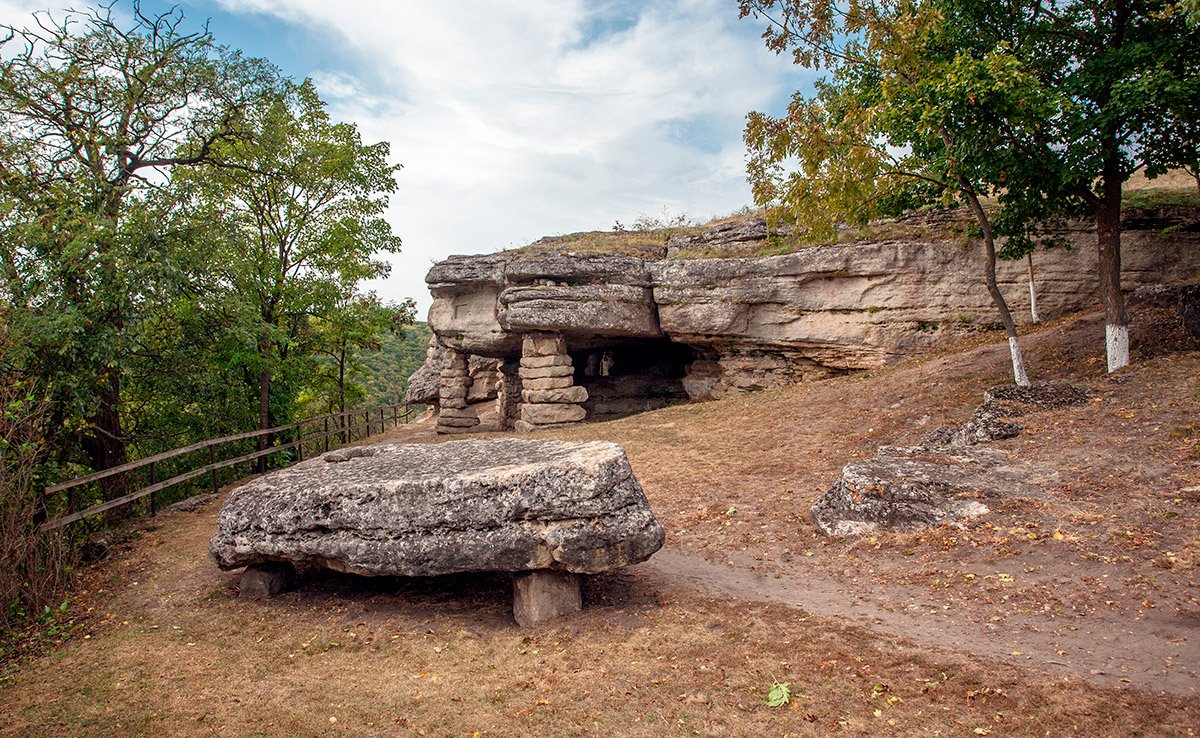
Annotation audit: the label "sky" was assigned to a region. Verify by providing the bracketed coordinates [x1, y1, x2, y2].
[0, 0, 816, 314]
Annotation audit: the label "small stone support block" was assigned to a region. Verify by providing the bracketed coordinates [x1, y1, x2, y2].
[240, 562, 293, 598]
[512, 570, 582, 626]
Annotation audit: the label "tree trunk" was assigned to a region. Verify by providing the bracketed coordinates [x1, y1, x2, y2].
[1027, 253, 1040, 324]
[1097, 164, 1128, 373]
[963, 185, 1029, 386]
[257, 336, 271, 474]
[81, 370, 128, 500]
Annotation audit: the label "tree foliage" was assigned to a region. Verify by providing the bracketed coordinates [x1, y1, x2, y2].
[0, 2, 276, 489]
[741, 0, 1200, 374]
[1, 4, 413, 504]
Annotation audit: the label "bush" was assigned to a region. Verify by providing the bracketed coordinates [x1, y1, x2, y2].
[0, 380, 70, 632]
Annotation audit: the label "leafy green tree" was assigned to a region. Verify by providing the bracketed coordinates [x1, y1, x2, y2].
[742, 0, 1200, 374]
[169, 79, 402, 466]
[936, 0, 1200, 371]
[307, 290, 416, 421]
[0, 2, 274, 493]
[741, 1, 1072, 384]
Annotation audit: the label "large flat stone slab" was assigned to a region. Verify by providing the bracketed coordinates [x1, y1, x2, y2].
[210, 439, 664, 577]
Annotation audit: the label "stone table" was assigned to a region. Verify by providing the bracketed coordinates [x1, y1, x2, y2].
[210, 439, 664, 626]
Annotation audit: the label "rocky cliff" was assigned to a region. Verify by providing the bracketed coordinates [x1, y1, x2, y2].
[409, 209, 1200, 433]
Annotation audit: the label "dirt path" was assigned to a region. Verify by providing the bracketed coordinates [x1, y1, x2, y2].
[637, 546, 1199, 697]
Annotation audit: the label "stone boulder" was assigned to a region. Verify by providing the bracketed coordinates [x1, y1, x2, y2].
[811, 445, 1050, 537]
[210, 439, 664, 623]
[813, 383, 1086, 536]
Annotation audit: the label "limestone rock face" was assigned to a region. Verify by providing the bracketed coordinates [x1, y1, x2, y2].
[209, 439, 665, 576]
[411, 209, 1200, 421]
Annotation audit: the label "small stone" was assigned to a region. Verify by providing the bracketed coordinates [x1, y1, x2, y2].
[520, 354, 572, 369]
[512, 570, 582, 627]
[522, 386, 589, 404]
[522, 376, 575, 391]
[522, 332, 566, 358]
[439, 385, 468, 400]
[513, 420, 538, 433]
[436, 414, 479, 427]
[439, 397, 468, 409]
[240, 562, 293, 598]
[521, 403, 586, 424]
[438, 406, 477, 419]
[519, 364, 574, 380]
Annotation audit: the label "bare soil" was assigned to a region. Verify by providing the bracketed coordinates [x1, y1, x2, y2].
[1, 302, 1197, 737]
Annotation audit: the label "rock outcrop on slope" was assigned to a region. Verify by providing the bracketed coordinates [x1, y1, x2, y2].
[811, 383, 1090, 536]
[412, 210, 1200, 432]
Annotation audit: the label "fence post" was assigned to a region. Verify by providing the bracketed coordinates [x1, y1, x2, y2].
[209, 445, 218, 494]
[324, 416, 330, 452]
[149, 461, 157, 517]
[392, 405, 398, 428]
[297, 424, 304, 462]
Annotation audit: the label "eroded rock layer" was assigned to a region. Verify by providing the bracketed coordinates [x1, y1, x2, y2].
[417, 211, 1200, 430]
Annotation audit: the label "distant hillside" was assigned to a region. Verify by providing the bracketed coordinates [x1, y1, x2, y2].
[360, 322, 431, 406]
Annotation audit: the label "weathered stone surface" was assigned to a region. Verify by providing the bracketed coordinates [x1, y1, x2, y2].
[239, 562, 293, 598]
[521, 403, 586, 425]
[522, 376, 575, 391]
[501, 284, 660, 337]
[437, 406, 478, 420]
[210, 440, 664, 577]
[926, 383, 1090, 447]
[522, 332, 566, 357]
[815, 383, 1082, 536]
[520, 354, 572, 369]
[414, 208, 1200, 417]
[665, 215, 794, 258]
[436, 424, 478, 435]
[436, 415, 479, 428]
[512, 570, 582, 626]
[811, 445, 1049, 537]
[523, 386, 589, 404]
[518, 364, 574, 380]
[440, 385, 468, 400]
[403, 337, 446, 406]
[439, 397, 468, 410]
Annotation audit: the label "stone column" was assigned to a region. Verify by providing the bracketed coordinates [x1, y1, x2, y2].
[496, 360, 522, 431]
[436, 350, 480, 435]
[516, 332, 587, 432]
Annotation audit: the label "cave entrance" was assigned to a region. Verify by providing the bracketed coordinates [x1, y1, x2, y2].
[569, 339, 695, 421]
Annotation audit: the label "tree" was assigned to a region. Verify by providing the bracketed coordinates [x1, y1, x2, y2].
[932, 0, 1200, 371]
[741, 1, 1072, 385]
[742, 0, 1200, 374]
[308, 289, 416, 421]
[0, 2, 274, 494]
[169, 79, 402, 467]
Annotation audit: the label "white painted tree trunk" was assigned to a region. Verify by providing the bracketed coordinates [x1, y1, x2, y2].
[1027, 253, 1040, 324]
[1009, 336, 1030, 386]
[1106, 323, 1129, 372]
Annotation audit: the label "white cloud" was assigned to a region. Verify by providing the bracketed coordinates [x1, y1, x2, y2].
[8, 0, 814, 313]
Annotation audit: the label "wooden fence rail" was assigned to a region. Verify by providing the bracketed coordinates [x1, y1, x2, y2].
[39, 403, 420, 533]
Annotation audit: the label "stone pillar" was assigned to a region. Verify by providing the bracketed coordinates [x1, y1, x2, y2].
[516, 333, 587, 432]
[512, 570, 582, 626]
[436, 350, 480, 435]
[496, 360, 522, 431]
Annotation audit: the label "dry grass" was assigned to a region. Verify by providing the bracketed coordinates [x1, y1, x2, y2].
[2, 306, 1198, 736]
